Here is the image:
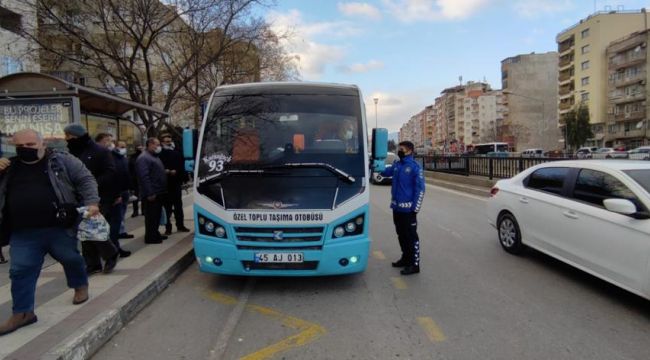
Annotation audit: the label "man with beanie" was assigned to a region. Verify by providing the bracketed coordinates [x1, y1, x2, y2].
[0, 129, 98, 336]
[64, 124, 119, 274]
[159, 134, 190, 235]
[135, 137, 168, 244]
[380, 141, 425, 275]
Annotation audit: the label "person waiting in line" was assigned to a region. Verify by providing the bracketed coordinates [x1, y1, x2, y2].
[95, 133, 132, 258]
[64, 124, 119, 275]
[115, 141, 135, 240]
[380, 141, 425, 275]
[0, 129, 99, 336]
[159, 134, 190, 235]
[135, 138, 168, 244]
[128, 145, 144, 218]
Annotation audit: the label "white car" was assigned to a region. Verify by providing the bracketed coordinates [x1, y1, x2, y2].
[628, 146, 650, 160]
[487, 160, 650, 300]
[521, 149, 544, 158]
[574, 147, 598, 159]
[591, 147, 629, 159]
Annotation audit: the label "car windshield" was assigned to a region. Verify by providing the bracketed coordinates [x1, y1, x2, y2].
[624, 170, 650, 194]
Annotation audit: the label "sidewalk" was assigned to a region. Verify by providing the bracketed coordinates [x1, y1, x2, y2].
[0, 199, 195, 360]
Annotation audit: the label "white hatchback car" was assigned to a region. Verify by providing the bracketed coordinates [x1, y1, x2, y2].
[487, 160, 650, 300]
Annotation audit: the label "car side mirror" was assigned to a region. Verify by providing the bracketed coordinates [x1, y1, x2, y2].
[603, 198, 637, 216]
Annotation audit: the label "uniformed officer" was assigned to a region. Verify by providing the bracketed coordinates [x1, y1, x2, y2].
[380, 141, 425, 275]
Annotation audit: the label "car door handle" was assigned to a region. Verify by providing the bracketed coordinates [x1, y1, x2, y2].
[563, 211, 579, 220]
[519, 197, 529, 204]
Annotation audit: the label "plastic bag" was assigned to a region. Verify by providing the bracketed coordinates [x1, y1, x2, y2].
[76, 207, 110, 242]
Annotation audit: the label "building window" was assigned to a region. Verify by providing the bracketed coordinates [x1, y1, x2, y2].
[581, 45, 590, 54]
[581, 61, 590, 70]
[0, 56, 23, 77]
[0, 6, 22, 34]
[581, 92, 589, 102]
[581, 77, 589, 86]
[581, 28, 590, 38]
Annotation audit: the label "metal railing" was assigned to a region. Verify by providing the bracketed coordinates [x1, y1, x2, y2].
[419, 155, 569, 180]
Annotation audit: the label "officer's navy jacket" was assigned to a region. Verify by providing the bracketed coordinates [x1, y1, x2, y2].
[380, 154, 425, 213]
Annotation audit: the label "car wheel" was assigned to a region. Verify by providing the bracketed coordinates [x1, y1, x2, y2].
[497, 213, 524, 255]
[374, 174, 383, 184]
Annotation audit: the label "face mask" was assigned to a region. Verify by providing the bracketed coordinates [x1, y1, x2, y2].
[154, 146, 162, 154]
[107, 143, 115, 150]
[16, 147, 40, 163]
[163, 143, 175, 150]
[66, 134, 89, 155]
[118, 148, 127, 156]
[397, 150, 406, 160]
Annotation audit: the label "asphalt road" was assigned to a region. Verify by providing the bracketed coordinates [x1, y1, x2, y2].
[93, 184, 650, 360]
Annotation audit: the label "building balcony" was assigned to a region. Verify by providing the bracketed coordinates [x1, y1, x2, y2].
[559, 86, 574, 96]
[559, 72, 574, 83]
[609, 55, 647, 70]
[558, 41, 575, 54]
[610, 110, 646, 122]
[611, 73, 646, 87]
[559, 56, 574, 69]
[607, 127, 646, 140]
[610, 93, 645, 104]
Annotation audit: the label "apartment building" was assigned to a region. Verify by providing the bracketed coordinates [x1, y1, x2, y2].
[0, 0, 39, 76]
[501, 52, 560, 151]
[605, 30, 649, 148]
[557, 9, 650, 147]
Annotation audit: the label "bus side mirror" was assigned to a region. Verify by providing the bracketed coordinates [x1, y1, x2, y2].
[183, 128, 198, 172]
[372, 128, 388, 172]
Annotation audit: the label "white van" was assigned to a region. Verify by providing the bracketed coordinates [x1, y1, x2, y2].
[521, 149, 544, 158]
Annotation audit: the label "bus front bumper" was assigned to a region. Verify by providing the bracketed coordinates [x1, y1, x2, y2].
[194, 236, 370, 276]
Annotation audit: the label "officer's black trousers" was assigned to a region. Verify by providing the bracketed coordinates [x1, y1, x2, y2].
[392, 211, 420, 267]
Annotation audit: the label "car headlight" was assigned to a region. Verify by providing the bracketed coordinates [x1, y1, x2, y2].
[334, 226, 345, 238]
[345, 222, 356, 233]
[215, 226, 226, 238]
[205, 221, 215, 233]
[197, 214, 228, 239]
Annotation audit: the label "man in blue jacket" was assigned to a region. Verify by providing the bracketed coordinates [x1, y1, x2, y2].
[380, 141, 425, 275]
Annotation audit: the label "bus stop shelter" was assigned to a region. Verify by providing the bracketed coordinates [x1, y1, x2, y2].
[0, 72, 168, 155]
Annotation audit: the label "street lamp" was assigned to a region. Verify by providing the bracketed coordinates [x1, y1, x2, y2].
[373, 98, 379, 129]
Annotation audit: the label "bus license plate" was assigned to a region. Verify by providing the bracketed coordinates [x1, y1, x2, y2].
[254, 253, 304, 263]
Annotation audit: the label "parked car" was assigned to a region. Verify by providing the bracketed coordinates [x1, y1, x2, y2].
[521, 149, 545, 158]
[487, 160, 650, 300]
[371, 152, 397, 184]
[628, 146, 650, 160]
[591, 147, 629, 159]
[574, 147, 598, 159]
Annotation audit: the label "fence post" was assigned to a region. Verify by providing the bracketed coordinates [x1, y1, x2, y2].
[518, 158, 524, 173]
[488, 158, 494, 180]
[465, 157, 470, 176]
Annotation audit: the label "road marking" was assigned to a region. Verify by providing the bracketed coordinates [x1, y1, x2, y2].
[417, 317, 447, 343]
[425, 183, 488, 202]
[390, 277, 408, 290]
[372, 251, 386, 260]
[209, 279, 256, 360]
[205, 287, 326, 360]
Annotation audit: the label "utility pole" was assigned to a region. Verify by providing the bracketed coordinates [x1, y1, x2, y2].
[373, 98, 379, 129]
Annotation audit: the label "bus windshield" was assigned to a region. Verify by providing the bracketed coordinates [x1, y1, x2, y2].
[197, 93, 365, 210]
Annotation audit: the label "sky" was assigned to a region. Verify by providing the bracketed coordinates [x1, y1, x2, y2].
[261, 0, 650, 133]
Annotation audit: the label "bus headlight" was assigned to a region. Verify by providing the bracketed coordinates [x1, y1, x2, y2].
[205, 221, 215, 233]
[334, 226, 345, 238]
[331, 214, 365, 238]
[215, 226, 226, 238]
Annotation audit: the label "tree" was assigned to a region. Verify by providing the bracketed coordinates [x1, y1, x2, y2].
[564, 103, 593, 150]
[387, 139, 396, 152]
[22, 0, 299, 134]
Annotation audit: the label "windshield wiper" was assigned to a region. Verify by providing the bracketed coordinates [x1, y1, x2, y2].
[262, 163, 356, 184]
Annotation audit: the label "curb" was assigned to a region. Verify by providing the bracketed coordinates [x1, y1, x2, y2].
[44, 246, 195, 360]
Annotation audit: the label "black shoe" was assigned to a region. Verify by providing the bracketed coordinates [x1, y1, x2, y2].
[119, 250, 132, 258]
[400, 266, 420, 275]
[177, 227, 191, 232]
[130, 213, 139, 218]
[86, 266, 103, 275]
[103, 254, 118, 274]
[391, 259, 408, 268]
[119, 233, 135, 239]
[159, 235, 168, 241]
[164, 229, 172, 236]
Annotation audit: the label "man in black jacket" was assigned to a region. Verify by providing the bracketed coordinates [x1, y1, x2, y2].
[64, 124, 119, 274]
[159, 134, 190, 235]
[135, 138, 168, 244]
[95, 133, 131, 258]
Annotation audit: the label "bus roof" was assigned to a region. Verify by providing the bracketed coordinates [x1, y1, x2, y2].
[213, 82, 360, 97]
